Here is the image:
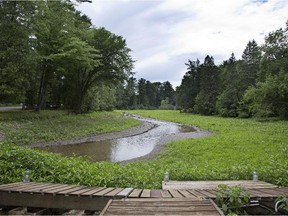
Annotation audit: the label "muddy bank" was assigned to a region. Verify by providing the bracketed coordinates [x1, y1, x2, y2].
[121, 121, 212, 163]
[30, 120, 157, 148]
[34, 114, 213, 162]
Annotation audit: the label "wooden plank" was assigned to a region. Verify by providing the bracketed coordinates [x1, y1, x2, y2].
[198, 190, 217, 198]
[21, 183, 66, 194]
[178, 189, 198, 198]
[57, 186, 87, 195]
[100, 199, 112, 216]
[140, 189, 150, 198]
[104, 188, 123, 197]
[209, 199, 225, 216]
[37, 184, 72, 195]
[128, 189, 142, 198]
[168, 189, 183, 198]
[116, 188, 133, 198]
[162, 180, 277, 190]
[43, 185, 78, 194]
[81, 187, 106, 196]
[248, 189, 270, 198]
[94, 188, 115, 196]
[100, 199, 223, 215]
[187, 189, 206, 199]
[161, 190, 172, 198]
[150, 190, 162, 198]
[0, 191, 110, 211]
[0, 182, 41, 192]
[68, 187, 97, 196]
[276, 187, 288, 193]
[253, 188, 286, 197]
[0, 182, 30, 190]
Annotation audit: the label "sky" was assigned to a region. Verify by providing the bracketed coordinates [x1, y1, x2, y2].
[76, 0, 288, 88]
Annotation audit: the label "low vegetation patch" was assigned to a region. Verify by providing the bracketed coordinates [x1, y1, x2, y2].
[0, 110, 139, 145]
[0, 110, 287, 189]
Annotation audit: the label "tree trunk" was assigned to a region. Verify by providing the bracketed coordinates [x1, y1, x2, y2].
[36, 71, 48, 112]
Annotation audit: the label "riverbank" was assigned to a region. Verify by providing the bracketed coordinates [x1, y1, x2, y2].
[0, 110, 140, 145]
[0, 110, 287, 189]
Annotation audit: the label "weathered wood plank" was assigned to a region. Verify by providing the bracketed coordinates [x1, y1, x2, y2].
[150, 190, 162, 198]
[93, 188, 115, 196]
[0, 182, 33, 190]
[0, 182, 42, 192]
[116, 188, 133, 198]
[252, 188, 286, 197]
[58, 186, 88, 195]
[104, 188, 123, 197]
[161, 190, 172, 198]
[188, 190, 206, 199]
[178, 189, 198, 198]
[162, 180, 277, 190]
[0, 191, 110, 211]
[100, 199, 223, 215]
[22, 183, 64, 194]
[198, 190, 217, 198]
[68, 187, 98, 196]
[140, 189, 150, 198]
[168, 189, 183, 198]
[43, 185, 78, 194]
[127, 189, 142, 198]
[47, 185, 83, 194]
[78, 187, 104, 196]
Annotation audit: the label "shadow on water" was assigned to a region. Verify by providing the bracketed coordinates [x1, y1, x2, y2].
[41, 116, 196, 162]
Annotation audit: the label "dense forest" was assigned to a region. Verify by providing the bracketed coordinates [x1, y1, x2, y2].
[176, 22, 288, 119]
[1, 1, 287, 119]
[0, 0, 176, 113]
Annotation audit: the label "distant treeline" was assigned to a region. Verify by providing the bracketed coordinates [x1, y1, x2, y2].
[1, 1, 287, 118]
[176, 21, 288, 119]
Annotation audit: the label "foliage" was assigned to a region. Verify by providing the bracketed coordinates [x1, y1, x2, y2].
[176, 22, 287, 120]
[242, 71, 288, 119]
[277, 194, 288, 214]
[0, 110, 139, 145]
[1, 110, 287, 190]
[194, 56, 219, 115]
[215, 184, 250, 215]
[0, 1, 134, 113]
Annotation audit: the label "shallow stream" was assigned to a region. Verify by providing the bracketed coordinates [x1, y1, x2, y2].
[41, 115, 196, 162]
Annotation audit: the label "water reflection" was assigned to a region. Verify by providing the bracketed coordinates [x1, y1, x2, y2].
[41, 117, 195, 162]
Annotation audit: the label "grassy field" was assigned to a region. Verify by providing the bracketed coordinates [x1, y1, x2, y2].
[0, 110, 139, 145]
[0, 110, 287, 188]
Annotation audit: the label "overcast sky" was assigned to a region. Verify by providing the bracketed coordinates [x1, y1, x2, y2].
[76, 0, 288, 88]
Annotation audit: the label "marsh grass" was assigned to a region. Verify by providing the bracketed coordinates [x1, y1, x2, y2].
[0, 110, 139, 145]
[0, 110, 287, 188]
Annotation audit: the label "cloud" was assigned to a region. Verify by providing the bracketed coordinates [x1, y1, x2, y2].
[77, 0, 288, 87]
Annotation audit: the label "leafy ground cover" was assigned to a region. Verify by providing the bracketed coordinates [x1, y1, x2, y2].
[0, 110, 287, 189]
[0, 110, 139, 145]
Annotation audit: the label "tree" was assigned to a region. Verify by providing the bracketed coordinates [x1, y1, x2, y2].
[0, 1, 36, 105]
[32, 0, 79, 111]
[176, 59, 200, 112]
[242, 71, 288, 119]
[241, 23, 288, 119]
[194, 56, 219, 115]
[238, 40, 261, 92]
[137, 78, 148, 107]
[216, 53, 241, 117]
[160, 81, 175, 105]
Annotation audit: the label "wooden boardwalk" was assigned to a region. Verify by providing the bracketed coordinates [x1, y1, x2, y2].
[100, 198, 224, 215]
[0, 181, 287, 214]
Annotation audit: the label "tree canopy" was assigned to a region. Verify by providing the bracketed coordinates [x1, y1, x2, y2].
[176, 21, 288, 119]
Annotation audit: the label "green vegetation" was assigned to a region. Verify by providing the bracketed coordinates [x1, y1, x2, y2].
[215, 185, 250, 215]
[0, 110, 139, 145]
[176, 23, 288, 119]
[0, 110, 287, 189]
